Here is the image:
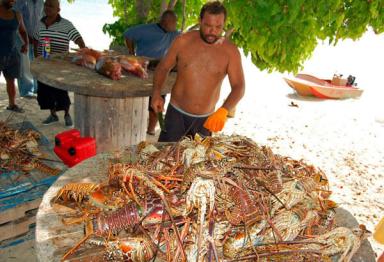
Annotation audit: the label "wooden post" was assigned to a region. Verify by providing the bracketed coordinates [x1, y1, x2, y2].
[74, 94, 148, 152]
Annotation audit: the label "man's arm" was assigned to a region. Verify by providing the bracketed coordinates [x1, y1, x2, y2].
[33, 38, 38, 57]
[151, 36, 181, 112]
[67, 24, 85, 49]
[16, 12, 28, 53]
[203, 44, 245, 133]
[124, 26, 140, 55]
[75, 37, 86, 49]
[222, 46, 245, 111]
[125, 38, 135, 55]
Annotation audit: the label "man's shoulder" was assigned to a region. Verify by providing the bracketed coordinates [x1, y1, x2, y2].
[221, 39, 240, 54]
[177, 31, 197, 42]
[128, 23, 156, 32]
[168, 31, 192, 49]
[59, 17, 73, 25]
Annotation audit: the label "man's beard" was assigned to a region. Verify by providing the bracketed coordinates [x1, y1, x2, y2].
[199, 30, 219, 44]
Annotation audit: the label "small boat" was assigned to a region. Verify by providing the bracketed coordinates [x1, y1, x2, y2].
[284, 74, 363, 99]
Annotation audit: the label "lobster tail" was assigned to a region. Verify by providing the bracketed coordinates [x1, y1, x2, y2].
[94, 203, 141, 235]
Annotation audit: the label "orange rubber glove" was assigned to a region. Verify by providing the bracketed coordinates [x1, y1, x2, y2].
[204, 107, 228, 132]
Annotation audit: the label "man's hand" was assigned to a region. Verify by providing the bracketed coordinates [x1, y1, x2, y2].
[21, 44, 28, 54]
[28, 35, 34, 44]
[204, 107, 228, 132]
[151, 94, 165, 113]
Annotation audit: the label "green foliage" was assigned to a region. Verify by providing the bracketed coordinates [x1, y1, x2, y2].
[102, 0, 206, 46]
[102, 0, 384, 73]
[224, 0, 384, 72]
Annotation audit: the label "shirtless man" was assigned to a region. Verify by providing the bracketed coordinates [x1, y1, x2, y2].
[151, 1, 245, 142]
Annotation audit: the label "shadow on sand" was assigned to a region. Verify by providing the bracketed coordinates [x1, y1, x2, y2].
[286, 92, 326, 102]
[335, 207, 376, 262]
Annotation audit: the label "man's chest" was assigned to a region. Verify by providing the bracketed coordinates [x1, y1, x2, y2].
[178, 45, 228, 75]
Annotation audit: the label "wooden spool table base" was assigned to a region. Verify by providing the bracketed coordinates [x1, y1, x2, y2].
[31, 54, 175, 152]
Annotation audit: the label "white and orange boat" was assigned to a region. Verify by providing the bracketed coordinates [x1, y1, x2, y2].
[284, 74, 363, 99]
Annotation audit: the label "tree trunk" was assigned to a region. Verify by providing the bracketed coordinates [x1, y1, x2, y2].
[136, 0, 153, 22]
[168, 0, 178, 10]
[181, 0, 186, 31]
[124, 0, 128, 23]
[160, 0, 168, 15]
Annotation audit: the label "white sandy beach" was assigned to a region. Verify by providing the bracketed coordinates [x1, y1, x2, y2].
[0, 0, 384, 260]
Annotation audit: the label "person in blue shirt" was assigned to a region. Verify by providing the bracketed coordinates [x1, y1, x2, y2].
[14, 0, 43, 98]
[124, 10, 180, 135]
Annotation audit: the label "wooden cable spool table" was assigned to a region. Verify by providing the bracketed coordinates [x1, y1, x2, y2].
[31, 54, 176, 152]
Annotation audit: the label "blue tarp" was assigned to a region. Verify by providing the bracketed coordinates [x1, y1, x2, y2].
[0, 121, 64, 213]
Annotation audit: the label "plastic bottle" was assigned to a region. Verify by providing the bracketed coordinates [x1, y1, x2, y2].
[374, 216, 384, 244]
[43, 37, 51, 59]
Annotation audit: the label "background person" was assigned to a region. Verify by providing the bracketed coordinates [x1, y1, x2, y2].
[14, 0, 43, 98]
[124, 10, 180, 135]
[33, 0, 85, 126]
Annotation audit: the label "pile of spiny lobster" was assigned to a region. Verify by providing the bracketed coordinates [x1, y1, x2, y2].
[0, 121, 61, 176]
[53, 134, 370, 262]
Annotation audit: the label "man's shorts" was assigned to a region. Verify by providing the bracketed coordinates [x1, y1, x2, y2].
[158, 103, 211, 142]
[0, 51, 20, 79]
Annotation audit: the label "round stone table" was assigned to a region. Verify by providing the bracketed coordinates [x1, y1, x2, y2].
[35, 152, 376, 262]
[31, 54, 176, 152]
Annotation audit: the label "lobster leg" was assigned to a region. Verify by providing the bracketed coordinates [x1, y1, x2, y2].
[61, 234, 91, 261]
[163, 228, 172, 262]
[196, 199, 207, 262]
[173, 218, 190, 262]
[128, 176, 141, 206]
[149, 176, 171, 194]
[62, 213, 88, 225]
[207, 237, 219, 262]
